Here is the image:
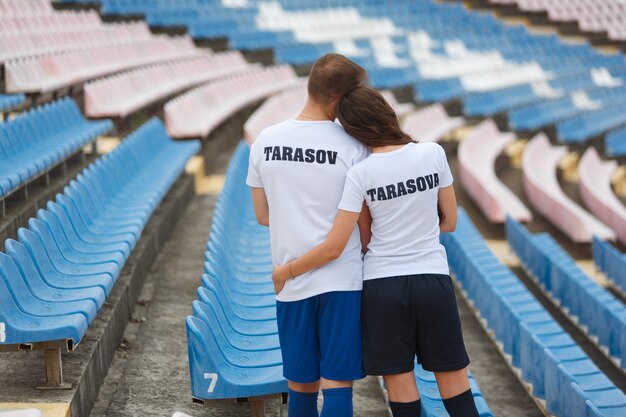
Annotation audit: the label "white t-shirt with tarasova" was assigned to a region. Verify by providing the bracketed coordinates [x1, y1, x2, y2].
[339, 142, 453, 281]
[246, 119, 368, 302]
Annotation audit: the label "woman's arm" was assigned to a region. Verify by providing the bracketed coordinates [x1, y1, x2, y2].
[357, 202, 372, 254]
[251, 188, 270, 227]
[438, 185, 457, 233]
[272, 209, 361, 293]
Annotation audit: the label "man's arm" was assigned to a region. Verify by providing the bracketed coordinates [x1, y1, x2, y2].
[357, 202, 372, 254]
[251, 187, 270, 227]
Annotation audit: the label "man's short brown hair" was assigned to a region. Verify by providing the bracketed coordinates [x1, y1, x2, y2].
[307, 53, 367, 104]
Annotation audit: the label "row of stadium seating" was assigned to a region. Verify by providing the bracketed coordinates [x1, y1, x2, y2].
[507, 218, 626, 371]
[593, 237, 626, 297]
[522, 134, 615, 243]
[186, 142, 494, 416]
[488, 0, 626, 42]
[0, 98, 112, 199]
[0, 93, 24, 112]
[4, 36, 199, 94]
[0, 0, 52, 14]
[164, 65, 299, 139]
[442, 209, 626, 417]
[579, 148, 626, 245]
[84, 51, 250, 118]
[0, 20, 152, 64]
[57, 0, 626, 148]
[402, 103, 465, 144]
[0, 117, 199, 379]
[454, 120, 624, 243]
[458, 119, 532, 223]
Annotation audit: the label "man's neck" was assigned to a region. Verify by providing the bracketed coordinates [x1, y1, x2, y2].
[296, 99, 334, 121]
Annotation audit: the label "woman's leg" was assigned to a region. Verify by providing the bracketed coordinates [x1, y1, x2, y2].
[433, 367, 469, 399]
[413, 275, 478, 417]
[434, 368, 479, 417]
[384, 371, 421, 417]
[362, 277, 421, 417]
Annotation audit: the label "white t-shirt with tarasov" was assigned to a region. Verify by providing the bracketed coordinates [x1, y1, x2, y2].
[339, 142, 453, 281]
[246, 119, 368, 302]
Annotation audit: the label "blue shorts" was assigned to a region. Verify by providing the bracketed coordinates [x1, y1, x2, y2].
[276, 291, 364, 384]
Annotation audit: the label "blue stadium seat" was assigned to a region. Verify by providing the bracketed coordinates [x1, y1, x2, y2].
[442, 210, 626, 416]
[0, 94, 25, 112]
[605, 126, 626, 157]
[506, 218, 626, 372]
[0, 98, 113, 198]
[0, 118, 199, 348]
[593, 237, 626, 296]
[187, 142, 493, 416]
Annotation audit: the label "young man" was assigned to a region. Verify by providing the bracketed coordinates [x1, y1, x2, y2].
[247, 53, 369, 417]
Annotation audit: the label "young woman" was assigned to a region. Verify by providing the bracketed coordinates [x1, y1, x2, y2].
[272, 87, 479, 417]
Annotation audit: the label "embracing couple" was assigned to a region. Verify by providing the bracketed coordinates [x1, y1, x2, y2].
[247, 54, 479, 417]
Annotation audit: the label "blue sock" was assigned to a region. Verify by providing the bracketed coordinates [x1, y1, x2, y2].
[288, 389, 319, 417]
[321, 387, 353, 417]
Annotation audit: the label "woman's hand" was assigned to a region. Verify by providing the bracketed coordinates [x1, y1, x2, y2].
[272, 264, 292, 295]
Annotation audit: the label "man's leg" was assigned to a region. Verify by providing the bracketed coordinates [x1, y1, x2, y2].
[318, 291, 364, 417]
[288, 381, 321, 417]
[277, 298, 321, 417]
[319, 379, 353, 417]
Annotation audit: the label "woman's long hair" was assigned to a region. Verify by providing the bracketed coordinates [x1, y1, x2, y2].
[337, 86, 414, 147]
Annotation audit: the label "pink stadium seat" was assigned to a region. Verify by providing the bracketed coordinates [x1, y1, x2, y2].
[0, 0, 51, 14]
[380, 90, 415, 119]
[164, 66, 299, 139]
[243, 86, 413, 144]
[84, 52, 251, 118]
[243, 82, 307, 144]
[495, 0, 626, 41]
[458, 119, 532, 223]
[403, 104, 465, 143]
[523, 134, 615, 242]
[0, 22, 152, 63]
[579, 147, 626, 245]
[4, 36, 199, 94]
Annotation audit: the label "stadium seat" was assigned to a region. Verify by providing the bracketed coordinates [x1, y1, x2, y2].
[592, 237, 626, 297]
[243, 83, 307, 144]
[4, 36, 199, 94]
[164, 65, 299, 139]
[0, 94, 25, 112]
[0, 118, 199, 387]
[522, 133, 615, 242]
[506, 217, 626, 371]
[578, 147, 626, 244]
[0, 19, 152, 64]
[186, 143, 287, 406]
[402, 104, 465, 143]
[442, 208, 626, 417]
[0, 98, 112, 200]
[605, 126, 626, 157]
[458, 120, 532, 223]
[84, 52, 251, 118]
[490, 0, 626, 42]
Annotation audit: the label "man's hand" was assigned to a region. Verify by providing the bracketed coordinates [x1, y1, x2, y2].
[272, 264, 292, 295]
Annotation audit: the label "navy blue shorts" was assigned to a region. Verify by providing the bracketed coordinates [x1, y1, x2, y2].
[276, 291, 365, 384]
[362, 274, 470, 374]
